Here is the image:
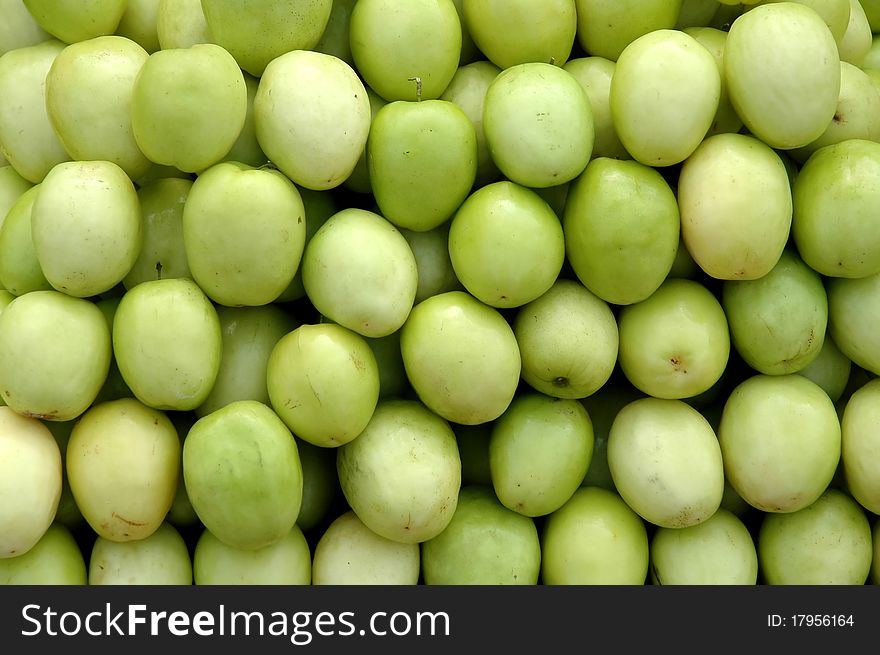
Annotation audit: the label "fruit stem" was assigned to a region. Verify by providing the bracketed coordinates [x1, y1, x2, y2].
[408, 76, 422, 101]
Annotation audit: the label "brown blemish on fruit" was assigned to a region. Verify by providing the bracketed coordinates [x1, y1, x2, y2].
[23, 410, 59, 420]
[112, 512, 146, 527]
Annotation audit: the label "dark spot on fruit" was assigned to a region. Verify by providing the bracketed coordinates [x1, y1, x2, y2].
[552, 376, 568, 387]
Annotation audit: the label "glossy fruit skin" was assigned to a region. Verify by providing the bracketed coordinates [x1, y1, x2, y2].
[0, 523, 85, 584]
[563, 57, 629, 160]
[448, 181, 565, 308]
[719, 374, 841, 514]
[336, 399, 461, 544]
[608, 398, 724, 529]
[483, 62, 593, 188]
[368, 99, 477, 232]
[112, 278, 221, 411]
[200, 0, 332, 77]
[182, 161, 307, 307]
[462, 0, 577, 69]
[617, 279, 731, 400]
[400, 291, 521, 425]
[45, 35, 151, 180]
[758, 488, 873, 585]
[610, 29, 720, 167]
[421, 486, 541, 585]
[197, 305, 296, 418]
[88, 521, 192, 585]
[267, 323, 380, 448]
[0, 290, 111, 422]
[678, 132, 792, 281]
[792, 139, 880, 279]
[789, 62, 880, 163]
[122, 177, 193, 290]
[0, 185, 52, 296]
[23, 0, 127, 44]
[312, 511, 419, 585]
[724, 2, 841, 149]
[649, 508, 758, 585]
[682, 26, 744, 136]
[840, 378, 880, 514]
[254, 49, 371, 191]
[66, 398, 180, 542]
[794, 335, 851, 403]
[193, 526, 311, 585]
[827, 272, 880, 375]
[156, 0, 210, 50]
[541, 486, 649, 585]
[513, 279, 618, 399]
[400, 223, 463, 304]
[0, 0, 51, 56]
[490, 394, 594, 517]
[440, 60, 502, 187]
[183, 400, 303, 551]
[755, 0, 851, 45]
[0, 39, 69, 183]
[301, 208, 418, 339]
[722, 249, 828, 375]
[130, 43, 247, 173]
[31, 160, 142, 298]
[0, 165, 34, 221]
[349, 0, 461, 102]
[0, 407, 62, 559]
[563, 157, 679, 305]
[574, 0, 683, 61]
